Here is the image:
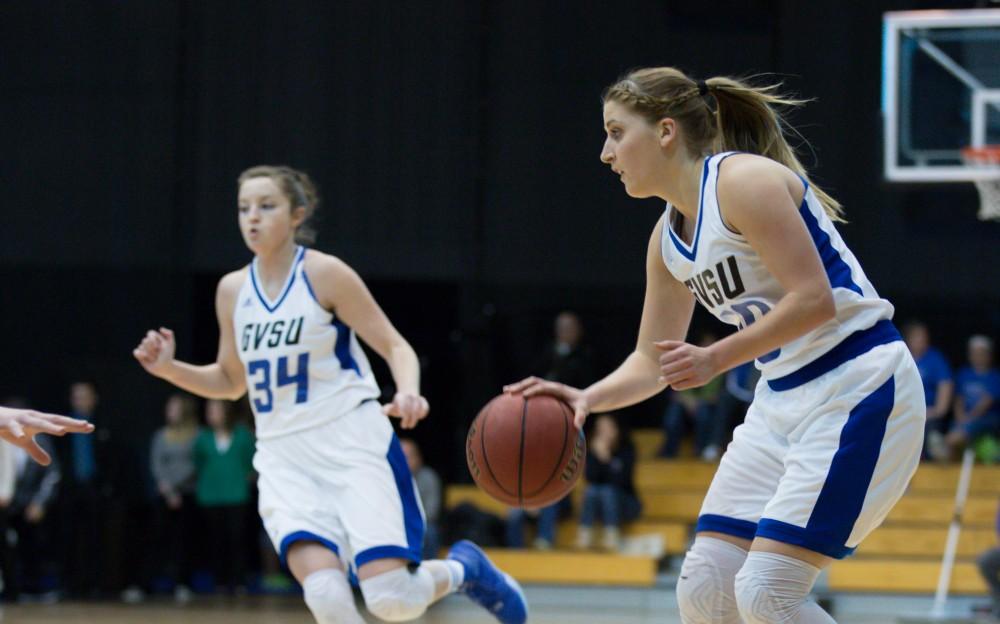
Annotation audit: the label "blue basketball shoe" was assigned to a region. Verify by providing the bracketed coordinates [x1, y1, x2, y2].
[447, 540, 528, 624]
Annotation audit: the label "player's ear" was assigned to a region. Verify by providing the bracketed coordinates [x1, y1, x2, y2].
[658, 117, 677, 149]
[290, 204, 307, 228]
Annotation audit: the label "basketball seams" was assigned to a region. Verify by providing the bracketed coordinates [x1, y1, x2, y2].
[517, 397, 528, 505]
[479, 400, 517, 500]
[522, 397, 571, 500]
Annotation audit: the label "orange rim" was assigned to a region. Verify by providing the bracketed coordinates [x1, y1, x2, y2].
[961, 145, 1000, 164]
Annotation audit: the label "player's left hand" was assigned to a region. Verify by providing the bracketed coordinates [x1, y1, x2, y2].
[382, 393, 430, 430]
[0, 407, 94, 466]
[654, 340, 720, 391]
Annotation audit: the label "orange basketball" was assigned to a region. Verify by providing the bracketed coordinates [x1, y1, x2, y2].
[466, 393, 585, 509]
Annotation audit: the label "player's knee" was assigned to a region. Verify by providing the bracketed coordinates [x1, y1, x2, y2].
[302, 569, 362, 624]
[734, 552, 821, 624]
[734, 565, 778, 624]
[359, 566, 434, 622]
[676, 537, 745, 624]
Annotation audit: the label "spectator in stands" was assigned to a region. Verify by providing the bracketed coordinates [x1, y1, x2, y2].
[0, 399, 61, 602]
[61, 380, 113, 598]
[659, 332, 724, 460]
[530, 311, 596, 391]
[577, 413, 641, 551]
[931, 335, 1000, 461]
[193, 399, 255, 593]
[904, 321, 954, 459]
[149, 394, 198, 601]
[975, 498, 1000, 620]
[400, 438, 442, 559]
[505, 499, 570, 551]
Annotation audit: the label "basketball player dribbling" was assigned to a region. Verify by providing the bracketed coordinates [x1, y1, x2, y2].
[133, 166, 527, 624]
[507, 68, 925, 623]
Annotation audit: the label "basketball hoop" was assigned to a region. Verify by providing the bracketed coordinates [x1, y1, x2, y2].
[961, 146, 1000, 221]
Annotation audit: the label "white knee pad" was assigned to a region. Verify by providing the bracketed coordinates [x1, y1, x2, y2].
[360, 566, 435, 622]
[302, 568, 365, 624]
[734, 551, 833, 624]
[675, 536, 747, 624]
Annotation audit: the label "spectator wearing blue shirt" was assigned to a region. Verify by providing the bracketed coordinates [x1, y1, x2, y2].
[904, 322, 954, 459]
[934, 335, 1000, 460]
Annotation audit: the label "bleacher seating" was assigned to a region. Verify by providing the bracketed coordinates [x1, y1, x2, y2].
[444, 428, 999, 593]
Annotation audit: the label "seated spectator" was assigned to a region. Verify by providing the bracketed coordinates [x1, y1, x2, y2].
[660, 333, 724, 460]
[400, 438, 442, 559]
[577, 413, 641, 551]
[0, 398, 61, 602]
[505, 499, 569, 551]
[931, 335, 1000, 461]
[193, 400, 255, 594]
[904, 321, 954, 459]
[530, 311, 596, 391]
[149, 394, 198, 601]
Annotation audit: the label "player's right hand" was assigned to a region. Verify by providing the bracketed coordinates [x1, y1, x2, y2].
[133, 327, 177, 378]
[503, 377, 592, 429]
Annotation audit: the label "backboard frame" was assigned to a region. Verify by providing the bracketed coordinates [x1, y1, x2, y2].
[882, 9, 1000, 182]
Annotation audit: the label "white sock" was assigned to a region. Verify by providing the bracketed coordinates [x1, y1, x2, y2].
[422, 559, 465, 595]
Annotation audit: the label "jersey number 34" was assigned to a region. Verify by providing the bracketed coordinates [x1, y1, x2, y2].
[247, 353, 309, 413]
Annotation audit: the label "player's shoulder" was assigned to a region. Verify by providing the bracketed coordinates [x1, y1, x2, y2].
[218, 267, 249, 295]
[716, 153, 803, 217]
[717, 153, 796, 193]
[302, 249, 362, 307]
[216, 267, 249, 312]
[302, 248, 354, 281]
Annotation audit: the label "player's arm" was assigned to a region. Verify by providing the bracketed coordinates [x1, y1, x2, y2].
[658, 157, 836, 390]
[304, 252, 428, 429]
[582, 216, 695, 412]
[507, 216, 696, 426]
[133, 272, 247, 401]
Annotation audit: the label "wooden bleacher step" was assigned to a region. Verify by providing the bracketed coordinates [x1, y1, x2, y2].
[856, 526, 997, 558]
[481, 549, 658, 587]
[828, 559, 987, 594]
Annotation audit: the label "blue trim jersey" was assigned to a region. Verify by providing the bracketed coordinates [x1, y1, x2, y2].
[661, 152, 895, 387]
[233, 247, 380, 440]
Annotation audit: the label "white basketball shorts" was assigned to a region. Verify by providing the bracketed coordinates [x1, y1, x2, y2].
[696, 339, 925, 558]
[255, 399, 425, 570]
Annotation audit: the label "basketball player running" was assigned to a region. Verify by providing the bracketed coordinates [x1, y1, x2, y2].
[507, 68, 924, 623]
[133, 166, 526, 624]
[0, 406, 93, 465]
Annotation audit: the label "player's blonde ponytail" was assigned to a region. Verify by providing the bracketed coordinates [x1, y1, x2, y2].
[603, 68, 844, 221]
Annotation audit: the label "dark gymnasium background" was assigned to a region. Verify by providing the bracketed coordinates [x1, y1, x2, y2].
[1, 1, 997, 489]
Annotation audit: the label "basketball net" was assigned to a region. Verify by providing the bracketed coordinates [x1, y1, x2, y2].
[961, 146, 1000, 221]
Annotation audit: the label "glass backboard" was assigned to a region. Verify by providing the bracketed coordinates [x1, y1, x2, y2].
[883, 9, 1000, 182]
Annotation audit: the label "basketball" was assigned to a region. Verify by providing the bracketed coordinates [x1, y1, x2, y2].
[466, 393, 586, 509]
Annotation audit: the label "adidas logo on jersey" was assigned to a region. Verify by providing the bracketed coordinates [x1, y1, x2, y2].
[243, 297, 254, 308]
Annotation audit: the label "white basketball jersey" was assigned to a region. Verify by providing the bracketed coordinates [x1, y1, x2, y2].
[661, 152, 894, 382]
[234, 247, 380, 439]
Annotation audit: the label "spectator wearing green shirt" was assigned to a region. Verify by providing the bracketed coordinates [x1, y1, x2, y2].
[193, 400, 254, 593]
[659, 332, 725, 460]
